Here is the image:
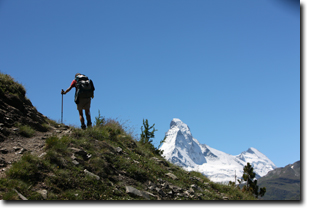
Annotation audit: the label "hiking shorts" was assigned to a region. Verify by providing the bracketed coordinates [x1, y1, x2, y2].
[77, 97, 91, 110]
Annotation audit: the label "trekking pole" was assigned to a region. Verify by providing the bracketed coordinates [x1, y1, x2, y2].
[61, 89, 64, 124]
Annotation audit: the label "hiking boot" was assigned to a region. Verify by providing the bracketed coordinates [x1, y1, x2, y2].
[87, 121, 92, 128]
[81, 124, 86, 130]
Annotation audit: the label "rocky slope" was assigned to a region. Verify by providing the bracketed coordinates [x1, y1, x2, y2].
[257, 160, 300, 200]
[0, 75, 47, 142]
[0, 73, 72, 178]
[0, 73, 256, 200]
[0, 121, 252, 200]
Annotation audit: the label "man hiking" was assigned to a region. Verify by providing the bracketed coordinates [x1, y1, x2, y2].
[61, 73, 95, 129]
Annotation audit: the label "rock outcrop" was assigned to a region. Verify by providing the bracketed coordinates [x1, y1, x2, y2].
[0, 81, 48, 142]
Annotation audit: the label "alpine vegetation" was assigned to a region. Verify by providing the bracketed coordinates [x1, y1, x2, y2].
[0, 73, 259, 200]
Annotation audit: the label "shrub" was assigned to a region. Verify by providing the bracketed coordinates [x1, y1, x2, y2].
[94, 110, 105, 126]
[18, 124, 35, 137]
[5, 153, 47, 184]
[45, 136, 70, 154]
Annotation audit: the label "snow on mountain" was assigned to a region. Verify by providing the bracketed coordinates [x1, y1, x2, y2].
[160, 118, 277, 183]
[161, 118, 206, 167]
[236, 147, 276, 178]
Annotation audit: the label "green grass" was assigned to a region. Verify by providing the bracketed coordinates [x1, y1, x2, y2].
[5, 153, 47, 184]
[0, 72, 26, 98]
[0, 72, 259, 200]
[16, 123, 36, 138]
[45, 118, 62, 128]
[0, 118, 257, 200]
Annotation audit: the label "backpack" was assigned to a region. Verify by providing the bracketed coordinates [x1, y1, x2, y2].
[74, 74, 95, 104]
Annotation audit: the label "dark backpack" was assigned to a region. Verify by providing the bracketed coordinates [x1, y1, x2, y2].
[74, 74, 95, 104]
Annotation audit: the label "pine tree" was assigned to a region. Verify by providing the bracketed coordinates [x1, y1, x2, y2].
[239, 162, 266, 198]
[140, 119, 157, 144]
[139, 119, 165, 155]
[242, 162, 255, 191]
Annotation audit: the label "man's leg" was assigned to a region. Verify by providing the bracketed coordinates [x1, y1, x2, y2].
[78, 109, 86, 129]
[85, 108, 92, 127]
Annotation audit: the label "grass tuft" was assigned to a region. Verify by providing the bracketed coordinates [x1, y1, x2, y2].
[0, 72, 26, 98]
[17, 124, 36, 137]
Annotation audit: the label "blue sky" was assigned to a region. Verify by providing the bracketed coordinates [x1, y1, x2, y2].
[0, 0, 300, 168]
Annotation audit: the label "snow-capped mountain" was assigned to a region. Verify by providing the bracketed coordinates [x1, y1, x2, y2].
[160, 118, 277, 183]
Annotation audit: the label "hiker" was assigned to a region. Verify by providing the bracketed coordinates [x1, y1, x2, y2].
[61, 73, 95, 129]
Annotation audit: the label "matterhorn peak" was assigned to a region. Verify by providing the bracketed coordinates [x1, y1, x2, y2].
[169, 118, 192, 138]
[161, 118, 206, 167]
[170, 118, 189, 130]
[160, 119, 277, 183]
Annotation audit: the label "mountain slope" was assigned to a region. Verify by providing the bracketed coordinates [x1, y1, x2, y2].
[0, 73, 257, 200]
[160, 118, 277, 183]
[0, 120, 256, 200]
[0, 73, 48, 142]
[161, 118, 206, 167]
[257, 160, 300, 200]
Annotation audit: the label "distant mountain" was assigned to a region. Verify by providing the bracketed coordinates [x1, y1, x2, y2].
[160, 118, 277, 183]
[257, 160, 300, 200]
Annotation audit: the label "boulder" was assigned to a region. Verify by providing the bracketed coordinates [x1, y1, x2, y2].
[165, 172, 178, 180]
[84, 169, 100, 180]
[115, 147, 123, 154]
[37, 189, 48, 199]
[125, 186, 150, 200]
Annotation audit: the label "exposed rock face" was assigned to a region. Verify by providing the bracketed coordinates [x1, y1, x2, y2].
[0, 75, 64, 179]
[0, 85, 48, 141]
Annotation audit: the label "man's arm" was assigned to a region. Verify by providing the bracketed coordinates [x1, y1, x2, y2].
[61, 86, 73, 95]
[62, 80, 76, 95]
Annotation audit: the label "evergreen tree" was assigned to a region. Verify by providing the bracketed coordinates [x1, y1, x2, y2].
[139, 119, 165, 155]
[140, 119, 157, 144]
[239, 162, 266, 198]
[242, 162, 256, 191]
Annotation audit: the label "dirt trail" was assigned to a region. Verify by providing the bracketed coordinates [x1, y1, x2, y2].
[0, 75, 75, 180]
[0, 124, 72, 179]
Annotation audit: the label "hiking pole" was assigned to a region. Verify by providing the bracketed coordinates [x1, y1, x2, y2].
[61, 89, 64, 124]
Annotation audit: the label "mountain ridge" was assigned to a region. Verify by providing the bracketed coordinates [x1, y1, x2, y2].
[160, 118, 277, 183]
[257, 160, 300, 200]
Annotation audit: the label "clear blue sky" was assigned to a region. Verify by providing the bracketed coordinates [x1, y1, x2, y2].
[0, 0, 300, 168]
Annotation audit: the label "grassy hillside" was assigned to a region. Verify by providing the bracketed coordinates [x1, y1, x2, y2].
[0, 119, 259, 200]
[0, 72, 258, 200]
[0, 73, 26, 99]
[0, 72, 48, 142]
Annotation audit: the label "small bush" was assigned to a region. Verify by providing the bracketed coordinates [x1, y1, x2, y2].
[5, 153, 46, 184]
[94, 110, 105, 126]
[45, 136, 70, 153]
[41, 123, 51, 131]
[45, 136, 60, 150]
[18, 124, 35, 137]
